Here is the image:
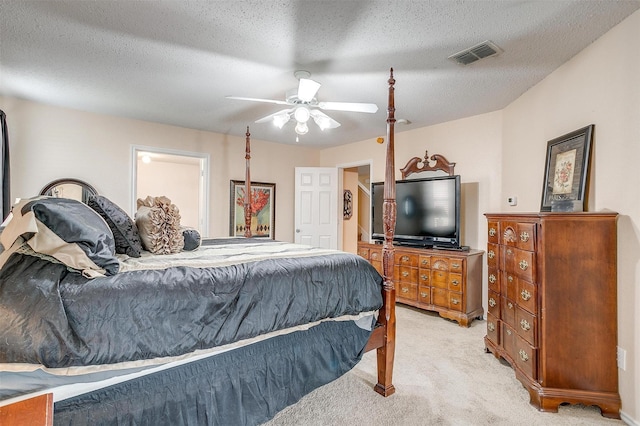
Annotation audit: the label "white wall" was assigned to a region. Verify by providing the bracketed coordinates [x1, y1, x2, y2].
[0, 96, 320, 241]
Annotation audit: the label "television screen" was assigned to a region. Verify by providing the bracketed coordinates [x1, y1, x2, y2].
[371, 175, 460, 248]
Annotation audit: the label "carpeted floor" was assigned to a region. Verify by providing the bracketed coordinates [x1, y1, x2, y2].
[263, 305, 625, 426]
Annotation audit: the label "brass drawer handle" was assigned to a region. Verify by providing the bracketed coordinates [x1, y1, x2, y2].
[402, 271, 409, 277]
[451, 298, 459, 305]
[521, 289, 531, 301]
[506, 329, 512, 336]
[421, 259, 429, 265]
[401, 255, 410, 262]
[401, 287, 409, 293]
[451, 279, 459, 286]
[488, 322, 495, 332]
[506, 249, 513, 255]
[520, 319, 531, 331]
[519, 349, 529, 362]
[489, 227, 496, 237]
[520, 231, 529, 242]
[420, 274, 428, 281]
[489, 297, 496, 307]
[508, 275, 513, 283]
[508, 302, 513, 310]
[488, 250, 495, 259]
[420, 292, 428, 298]
[452, 263, 460, 269]
[371, 253, 379, 259]
[489, 274, 496, 283]
[519, 260, 529, 271]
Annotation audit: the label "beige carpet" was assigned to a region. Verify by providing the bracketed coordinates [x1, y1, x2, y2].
[264, 305, 624, 426]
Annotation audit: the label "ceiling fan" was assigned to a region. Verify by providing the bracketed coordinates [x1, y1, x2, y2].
[226, 70, 378, 138]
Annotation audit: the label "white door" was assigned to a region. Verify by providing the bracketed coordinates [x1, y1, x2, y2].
[294, 167, 338, 249]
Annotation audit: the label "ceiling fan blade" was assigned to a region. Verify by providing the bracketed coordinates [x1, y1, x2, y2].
[254, 108, 293, 127]
[309, 109, 341, 130]
[226, 96, 289, 106]
[317, 101, 378, 113]
[297, 78, 321, 103]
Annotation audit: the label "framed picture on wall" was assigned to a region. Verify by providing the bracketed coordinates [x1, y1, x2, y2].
[229, 180, 276, 239]
[540, 124, 594, 212]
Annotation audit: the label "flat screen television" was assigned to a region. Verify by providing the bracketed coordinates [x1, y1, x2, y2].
[371, 175, 461, 249]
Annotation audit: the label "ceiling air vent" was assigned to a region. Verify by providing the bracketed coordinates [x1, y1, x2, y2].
[448, 40, 503, 65]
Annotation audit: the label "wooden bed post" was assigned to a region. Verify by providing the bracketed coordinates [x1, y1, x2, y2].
[243, 126, 252, 238]
[374, 68, 397, 397]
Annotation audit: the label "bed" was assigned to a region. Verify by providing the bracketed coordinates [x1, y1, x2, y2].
[0, 69, 399, 425]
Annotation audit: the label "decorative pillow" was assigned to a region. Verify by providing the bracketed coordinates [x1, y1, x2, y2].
[135, 196, 184, 255]
[0, 197, 119, 276]
[181, 226, 201, 251]
[88, 195, 143, 258]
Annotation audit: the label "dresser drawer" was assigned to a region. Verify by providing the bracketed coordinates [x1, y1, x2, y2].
[503, 246, 536, 282]
[395, 266, 418, 283]
[486, 243, 499, 269]
[397, 282, 417, 301]
[448, 273, 462, 291]
[431, 287, 448, 307]
[501, 322, 516, 358]
[448, 292, 463, 311]
[431, 257, 450, 271]
[502, 271, 518, 302]
[369, 249, 382, 263]
[515, 223, 536, 251]
[514, 334, 537, 380]
[449, 259, 463, 273]
[487, 268, 500, 293]
[515, 306, 536, 346]
[418, 285, 430, 304]
[418, 255, 431, 269]
[357, 247, 369, 259]
[418, 270, 430, 285]
[487, 221, 500, 243]
[396, 252, 418, 267]
[486, 312, 500, 346]
[431, 270, 448, 288]
[487, 290, 500, 318]
[501, 296, 516, 328]
[517, 279, 537, 315]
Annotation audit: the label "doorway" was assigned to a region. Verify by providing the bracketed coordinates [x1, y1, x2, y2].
[131, 145, 210, 236]
[338, 161, 372, 254]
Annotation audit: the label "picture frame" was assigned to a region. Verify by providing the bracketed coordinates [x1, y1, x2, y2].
[229, 180, 276, 239]
[540, 124, 594, 212]
[343, 189, 353, 220]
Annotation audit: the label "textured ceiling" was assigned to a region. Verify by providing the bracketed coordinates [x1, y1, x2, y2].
[1, 1, 639, 147]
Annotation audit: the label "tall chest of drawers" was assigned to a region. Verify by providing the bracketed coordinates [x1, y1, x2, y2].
[357, 242, 484, 327]
[484, 212, 620, 418]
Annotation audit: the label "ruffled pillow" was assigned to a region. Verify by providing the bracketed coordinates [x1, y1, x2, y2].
[135, 196, 184, 255]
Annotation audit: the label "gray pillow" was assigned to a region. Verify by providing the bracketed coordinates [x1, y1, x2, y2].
[3, 197, 120, 276]
[88, 195, 143, 258]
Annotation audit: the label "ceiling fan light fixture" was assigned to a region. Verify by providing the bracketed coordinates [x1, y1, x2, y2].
[295, 121, 309, 135]
[293, 106, 310, 123]
[273, 113, 290, 129]
[314, 115, 331, 131]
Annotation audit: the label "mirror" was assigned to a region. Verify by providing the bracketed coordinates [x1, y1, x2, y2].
[39, 178, 98, 203]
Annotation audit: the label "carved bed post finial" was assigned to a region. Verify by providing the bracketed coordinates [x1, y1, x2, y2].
[375, 67, 396, 397]
[244, 126, 252, 238]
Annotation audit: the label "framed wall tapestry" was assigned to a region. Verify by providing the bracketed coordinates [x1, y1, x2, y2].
[229, 180, 276, 239]
[540, 124, 594, 212]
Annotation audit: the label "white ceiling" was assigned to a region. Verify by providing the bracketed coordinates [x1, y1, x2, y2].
[1, 1, 638, 148]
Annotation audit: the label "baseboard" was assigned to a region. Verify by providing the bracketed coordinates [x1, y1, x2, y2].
[621, 409, 638, 426]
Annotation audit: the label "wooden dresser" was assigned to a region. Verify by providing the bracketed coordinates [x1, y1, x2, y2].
[357, 242, 484, 327]
[484, 212, 620, 418]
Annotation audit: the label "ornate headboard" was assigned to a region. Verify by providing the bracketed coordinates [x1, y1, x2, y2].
[400, 151, 456, 179]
